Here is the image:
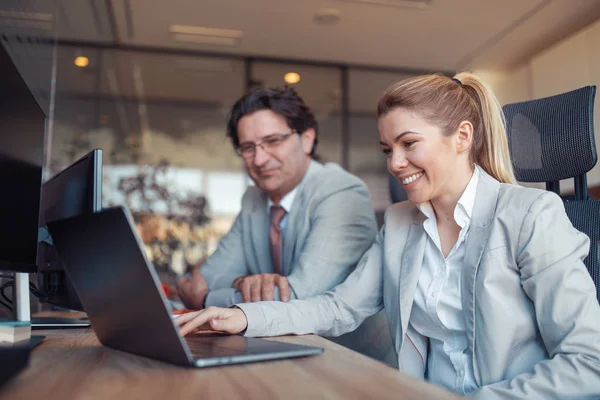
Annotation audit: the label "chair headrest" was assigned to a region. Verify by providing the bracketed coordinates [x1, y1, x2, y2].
[503, 86, 597, 182]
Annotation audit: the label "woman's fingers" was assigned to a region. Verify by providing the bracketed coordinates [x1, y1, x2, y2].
[178, 308, 220, 336]
[173, 310, 202, 326]
[177, 307, 248, 336]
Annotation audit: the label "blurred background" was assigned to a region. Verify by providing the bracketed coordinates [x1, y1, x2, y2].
[1, 0, 599, 291]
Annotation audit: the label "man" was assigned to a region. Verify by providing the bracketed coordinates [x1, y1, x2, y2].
[178, 87, 394, 364]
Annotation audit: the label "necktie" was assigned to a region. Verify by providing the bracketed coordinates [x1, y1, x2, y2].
[269, 205, 287, 275]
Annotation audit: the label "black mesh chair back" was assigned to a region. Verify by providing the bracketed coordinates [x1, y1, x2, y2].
[504, 87, 600, 299]
[564, 200, 600, 302]
[503, 86, 597, 200]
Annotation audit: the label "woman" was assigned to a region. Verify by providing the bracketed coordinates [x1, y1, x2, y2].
[176, 73, 600, 398]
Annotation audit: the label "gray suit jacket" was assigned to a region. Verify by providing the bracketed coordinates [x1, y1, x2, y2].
[238, 168, 600, 399]
[201, 160, 378, 307]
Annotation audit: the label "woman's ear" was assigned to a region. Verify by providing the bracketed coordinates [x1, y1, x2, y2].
[456, 120, 474, 154]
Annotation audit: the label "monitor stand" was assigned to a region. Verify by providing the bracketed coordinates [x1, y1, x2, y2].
[31, 317, 90, 329]
[11, 273, 91, 329]
[26, 334, 45, 348]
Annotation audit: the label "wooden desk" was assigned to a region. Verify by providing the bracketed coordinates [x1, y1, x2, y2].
[0, 329, 461, 399]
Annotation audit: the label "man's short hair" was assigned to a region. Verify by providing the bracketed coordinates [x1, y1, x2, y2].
[226, 87, 319, 159]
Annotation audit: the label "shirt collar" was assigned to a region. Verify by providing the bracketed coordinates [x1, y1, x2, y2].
[417, 165, 480, 227]
[458, 165, 479, 220]
[267, 185, 298, 213]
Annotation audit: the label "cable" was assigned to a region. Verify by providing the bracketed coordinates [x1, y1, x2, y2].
[0, 280, 48, 305]
[0, 279, 12, 311]
[0, 277, 50, 311]
[0, 299, 12, 311]
[29, 282, 47, 302]
[0, 275, 13, 309]
[1, 281, 13, 305]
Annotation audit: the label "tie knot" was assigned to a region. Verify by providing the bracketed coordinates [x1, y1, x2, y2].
[270, 205, 287, 226]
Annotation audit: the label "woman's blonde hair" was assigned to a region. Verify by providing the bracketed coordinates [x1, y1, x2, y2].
[376, 72, 516, 184]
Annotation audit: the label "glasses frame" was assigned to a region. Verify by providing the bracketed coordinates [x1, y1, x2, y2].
[235, 131, 296, 158]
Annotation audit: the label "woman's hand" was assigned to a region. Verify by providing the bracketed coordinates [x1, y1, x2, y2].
[174, 306, 248, 336]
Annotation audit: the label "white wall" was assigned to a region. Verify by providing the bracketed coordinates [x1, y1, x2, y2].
[476, 18, 600, 191]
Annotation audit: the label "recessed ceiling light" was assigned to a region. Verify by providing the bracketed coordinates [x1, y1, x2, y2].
[284, 72, 301, 84]
[168, 25, 243, 46]
[0, 10, 54, 30]
[169, 25, 243, 39]
[171, 33, 237, 46]
[314, 8, 342, 25]
[74, 56, 89, 68]
[334, 0, 431, 9]
[0, 10, 53, 21]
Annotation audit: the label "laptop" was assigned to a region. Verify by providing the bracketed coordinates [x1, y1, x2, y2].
[47, 207, 323, 368]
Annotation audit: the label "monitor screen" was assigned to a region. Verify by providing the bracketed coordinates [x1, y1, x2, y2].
[0, 42, 45, 273]
[37, 149, 102, 311]
[39, 149, 103, 229]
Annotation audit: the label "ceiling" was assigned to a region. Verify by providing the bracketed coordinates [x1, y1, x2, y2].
[1, 0, 599, 167]
[1, 1, 599, 69]
[82, 0, 600, 70]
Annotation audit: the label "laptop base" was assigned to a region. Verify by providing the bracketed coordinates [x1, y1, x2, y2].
[31, 317, 90, 329]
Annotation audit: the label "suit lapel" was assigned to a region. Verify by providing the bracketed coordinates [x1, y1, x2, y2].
[250, 193, 272, 273]
[282, 192, 301, 276]
[461, 168, 500, 383]
[398, 209, 427, 339]
[282, 161, 320, 276]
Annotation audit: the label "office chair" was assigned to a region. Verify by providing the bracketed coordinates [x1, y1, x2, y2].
[503, 86, 597, 200]
[503, 86, 599, 300]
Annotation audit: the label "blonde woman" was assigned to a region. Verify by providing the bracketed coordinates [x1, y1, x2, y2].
[176, 73, 600, 399]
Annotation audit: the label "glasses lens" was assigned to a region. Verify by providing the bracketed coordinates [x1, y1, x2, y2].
[238, 146, 254, 157]
[264, 136, 284, 148]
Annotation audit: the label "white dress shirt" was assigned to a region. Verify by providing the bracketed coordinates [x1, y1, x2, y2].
[410, 166, 480, 396]
[267, 186, 298, 239]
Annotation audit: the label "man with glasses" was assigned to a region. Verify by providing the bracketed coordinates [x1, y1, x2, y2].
[176, 87, 394, 364]
[178, 86, 378, 309]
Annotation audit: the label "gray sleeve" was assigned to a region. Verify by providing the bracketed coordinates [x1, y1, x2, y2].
[200, 213, 248, 307]
[473, 192, 600, 399]
[237, 226, 386, 338]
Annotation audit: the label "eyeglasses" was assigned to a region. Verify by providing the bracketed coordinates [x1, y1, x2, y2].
[235, 131, 295, 159]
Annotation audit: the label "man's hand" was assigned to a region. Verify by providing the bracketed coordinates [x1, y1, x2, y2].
[177, 268, 209, 310]
[175, 306, 248, 336]
[232, 273, 290, 302]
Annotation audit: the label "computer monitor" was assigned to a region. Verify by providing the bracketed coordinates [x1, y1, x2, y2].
[36, 149, 103, 313]
[0, 43, 45, 274]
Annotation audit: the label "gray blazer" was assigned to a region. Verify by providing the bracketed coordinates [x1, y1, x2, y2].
[201, 160, 378, 307]
[238, 169, 600, 399]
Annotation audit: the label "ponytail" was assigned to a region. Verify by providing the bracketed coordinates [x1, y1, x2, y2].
[377, 72, 516, 184]
[455, 72, 516, 184]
